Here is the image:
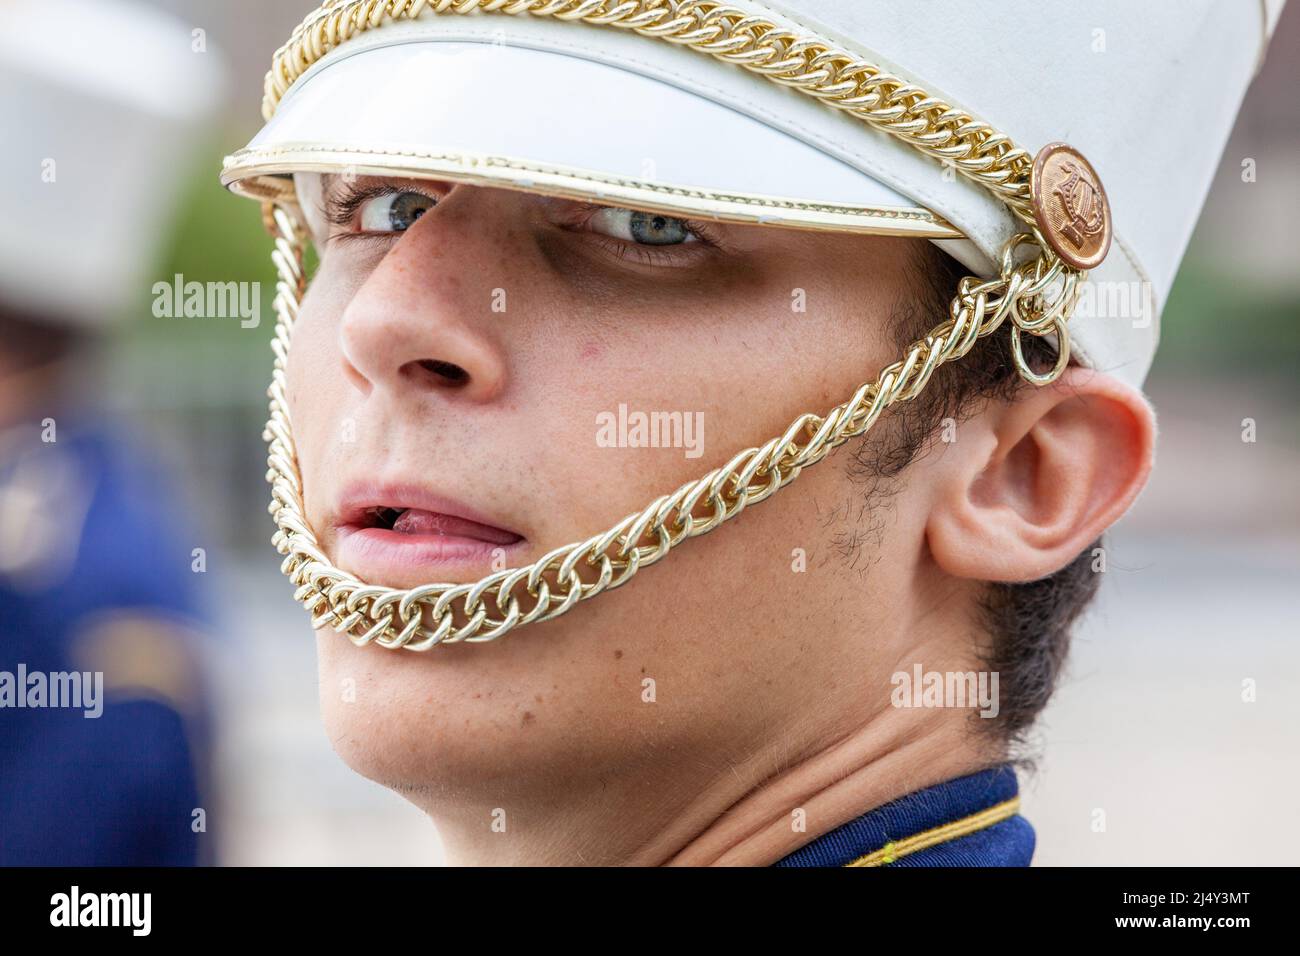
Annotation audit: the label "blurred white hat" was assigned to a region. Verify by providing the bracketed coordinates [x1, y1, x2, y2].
[223, 0, 1284, 387]
[0, 0, 226, 327]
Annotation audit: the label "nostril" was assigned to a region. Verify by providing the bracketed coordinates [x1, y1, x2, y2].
[414, 359, 470, 387]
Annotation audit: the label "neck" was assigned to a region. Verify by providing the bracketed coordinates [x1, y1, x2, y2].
[422, 700, 993, 867]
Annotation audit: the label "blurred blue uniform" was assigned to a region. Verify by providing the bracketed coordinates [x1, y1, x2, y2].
[0, 419, 213, 865]
[774, 765, 1033, 867]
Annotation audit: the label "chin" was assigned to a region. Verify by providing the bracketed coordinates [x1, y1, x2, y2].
[310, 616, 653, 799]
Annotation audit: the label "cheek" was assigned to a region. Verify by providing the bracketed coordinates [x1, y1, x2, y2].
[283, 279, 354, 516]
[556, 267, 900, 488]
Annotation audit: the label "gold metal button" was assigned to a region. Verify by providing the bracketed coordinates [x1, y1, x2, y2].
[1031, 142, 1111, 271]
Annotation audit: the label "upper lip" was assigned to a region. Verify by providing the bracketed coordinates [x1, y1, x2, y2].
[334, 481, 525, 542]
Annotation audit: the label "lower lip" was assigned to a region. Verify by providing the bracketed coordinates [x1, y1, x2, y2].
[334, 525, 526, 584]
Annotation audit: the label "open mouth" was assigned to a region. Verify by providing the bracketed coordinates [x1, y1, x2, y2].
[356, 505, 523, 546]
[331, 485, 528, 582]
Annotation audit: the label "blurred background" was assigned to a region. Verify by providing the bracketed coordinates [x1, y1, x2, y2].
[1, 0, 1296, 865]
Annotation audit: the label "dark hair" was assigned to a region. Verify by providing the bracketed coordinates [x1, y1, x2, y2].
[851, 241, 1101, 754]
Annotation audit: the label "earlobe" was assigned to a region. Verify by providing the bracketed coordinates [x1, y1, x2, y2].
[927, 366, 1156, 583]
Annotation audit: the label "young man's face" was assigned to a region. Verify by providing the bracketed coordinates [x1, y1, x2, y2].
[282, 174, 1150, 859]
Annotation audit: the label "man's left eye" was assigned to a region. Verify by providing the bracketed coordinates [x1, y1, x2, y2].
[586, 207, 698, 246]
[358, 190, 437, 233]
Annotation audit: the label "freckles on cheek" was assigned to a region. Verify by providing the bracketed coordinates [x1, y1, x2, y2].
[557, 339, 607, 410]
[284, 336, 321, 432]
[282, 305, 350, 494]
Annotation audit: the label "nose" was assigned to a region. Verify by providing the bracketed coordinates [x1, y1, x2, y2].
[337, 190, 508, 404]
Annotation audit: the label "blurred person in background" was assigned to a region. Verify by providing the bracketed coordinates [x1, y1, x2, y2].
[0, 0, 224, 865]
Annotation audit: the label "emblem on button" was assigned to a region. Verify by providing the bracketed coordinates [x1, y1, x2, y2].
[1031, 142, 1111, 271]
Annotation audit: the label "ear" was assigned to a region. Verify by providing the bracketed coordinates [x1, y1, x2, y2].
[926, 366, 1156, 583]
[294, 172, 331, 249]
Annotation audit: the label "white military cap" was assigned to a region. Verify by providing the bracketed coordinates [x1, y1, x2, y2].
[0, 0, 225, 326]
[225, 0, 1285, 387]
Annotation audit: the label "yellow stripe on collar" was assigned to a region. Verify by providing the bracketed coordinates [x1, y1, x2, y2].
[844, 797, 1022, 867]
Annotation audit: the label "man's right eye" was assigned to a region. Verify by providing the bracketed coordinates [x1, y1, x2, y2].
[356, 190, 438, 233]
[583, 206, 699, 246]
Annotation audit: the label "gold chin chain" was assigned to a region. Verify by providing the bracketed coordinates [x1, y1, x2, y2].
[257, 0, 1102, 650]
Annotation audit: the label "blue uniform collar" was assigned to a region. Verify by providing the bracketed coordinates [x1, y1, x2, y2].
[773, 764, 1034, 867]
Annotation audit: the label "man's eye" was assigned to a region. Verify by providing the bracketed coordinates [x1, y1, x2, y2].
[358, 190, 437, 233]
[586, 207, 698, 246]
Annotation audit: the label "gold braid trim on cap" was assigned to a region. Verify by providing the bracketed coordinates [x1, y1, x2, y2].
[265, 0, 1037, 221]
[252, 0, 1094, 649]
